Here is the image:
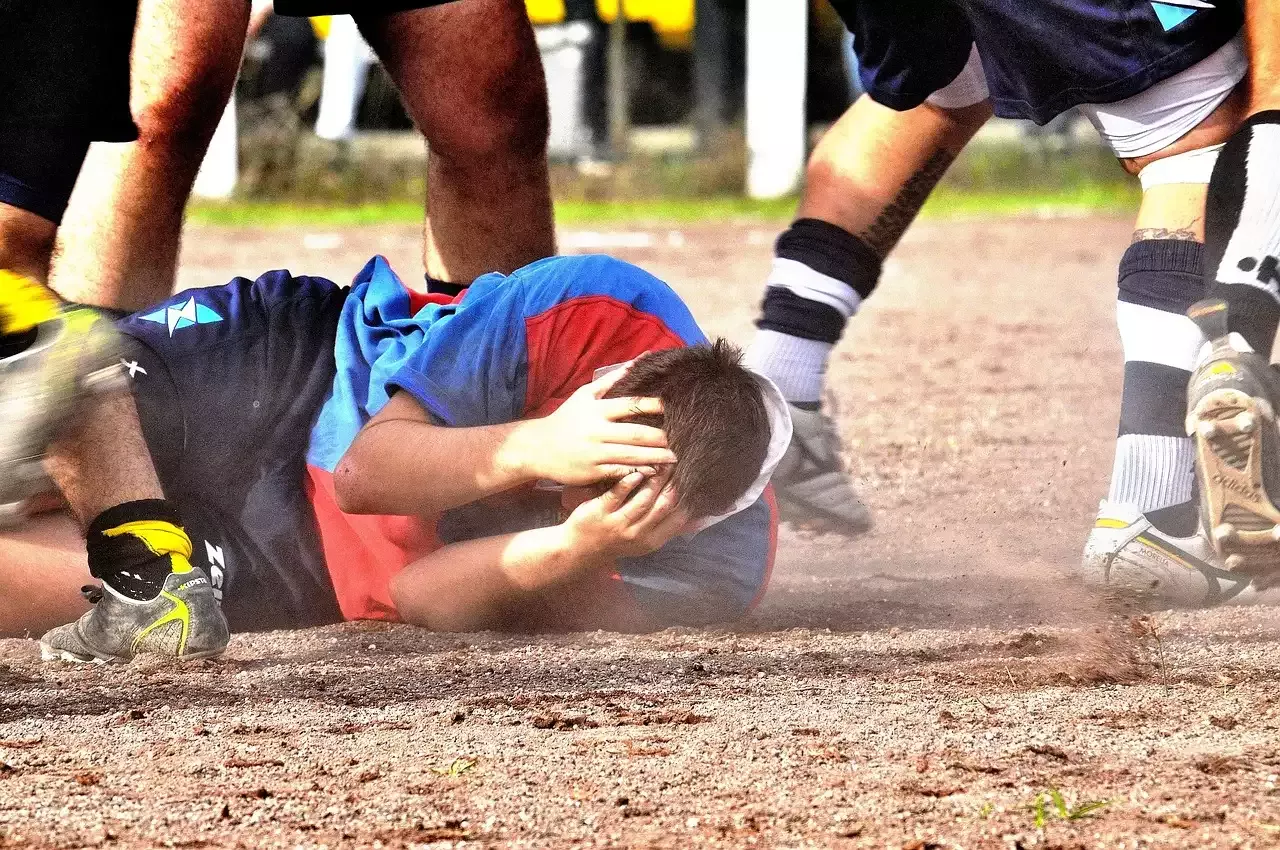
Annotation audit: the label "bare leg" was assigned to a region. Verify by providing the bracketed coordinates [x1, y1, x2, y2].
[48, 0, 250, 310]
[797, 95, 991, 256]
[0, 513, 92, 638]
[0, 390, 163, 637]
[358, 0, 554, 282]
[44, 390, 164, 529]
[0, 204, 57, 285]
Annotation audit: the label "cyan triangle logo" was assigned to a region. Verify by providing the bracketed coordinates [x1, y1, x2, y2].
[1151, 0, 1213, 31]
[138, 296, 224, 337]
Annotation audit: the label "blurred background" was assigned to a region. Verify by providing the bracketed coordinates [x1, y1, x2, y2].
[193, 0, 1133, 222]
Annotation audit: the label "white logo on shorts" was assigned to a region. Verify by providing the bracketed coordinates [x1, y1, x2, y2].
[120, 359, 148, 379]
[204, 540, 226, 602]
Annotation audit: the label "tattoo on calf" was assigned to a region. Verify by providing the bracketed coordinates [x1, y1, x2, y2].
[1132, 227, 1201, 243]
[858, 150, 955, 257]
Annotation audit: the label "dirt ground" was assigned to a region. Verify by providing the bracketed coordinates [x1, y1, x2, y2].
[5, 217, 1280, 849]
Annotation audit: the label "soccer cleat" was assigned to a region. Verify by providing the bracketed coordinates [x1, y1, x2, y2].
[1185, 298, 1280, 576]
[1081, 501, 1262, 608]
[0, 306, 127, 526]
[770, 404, 872, 536]
[39, 570, 230, 663]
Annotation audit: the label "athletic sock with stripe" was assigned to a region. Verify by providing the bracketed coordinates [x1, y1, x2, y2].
[746, 218, 881, 408]
[86, 500, 194, 601]
[1108, 239, 1206, 537]
[1204, 111, 1280, 356]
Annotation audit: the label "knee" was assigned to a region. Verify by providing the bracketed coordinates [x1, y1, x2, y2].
[130, 51, 240, 157]
[134, 82, 235, 157]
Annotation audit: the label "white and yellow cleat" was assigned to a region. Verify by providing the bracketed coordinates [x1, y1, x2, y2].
[1186, 300, 1280, 577]
[1081, 501, 1272, 609]
[0, 272, 127, 526]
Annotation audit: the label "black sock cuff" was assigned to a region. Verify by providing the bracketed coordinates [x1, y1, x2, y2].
[776, 218, 882, 299]
[1120, 238, 1205, 276]
[1218, 283, 1280, 355]
[87, 499, 183, 539]
[424, 275, 467, 297]
[1241, 110, 1280, 131]
[1118, 239, 1206, 312]
[758, 287, 846, 343]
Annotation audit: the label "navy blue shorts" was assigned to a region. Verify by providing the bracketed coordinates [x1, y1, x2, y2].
[117, 272, 348, 632]
[830, 0, 1242, 124]
[0, 132, 91, 224]
[0, 0, 137, 222]
[274, 0, 454, 15]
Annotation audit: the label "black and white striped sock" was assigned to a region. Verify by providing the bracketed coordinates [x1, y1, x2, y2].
[1108, 239, 1206, 536]
[1204, 111, 1280, 355]
[746, 219, 880, 407]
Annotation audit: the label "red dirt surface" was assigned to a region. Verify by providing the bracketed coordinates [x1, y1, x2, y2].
[4, 217, 1280, 848]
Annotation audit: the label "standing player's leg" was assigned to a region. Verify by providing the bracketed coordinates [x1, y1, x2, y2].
[0, 0, 138, 520]
[47, 0, 250, 312]
[746, 92, 990, 534]
[1185, 109, 1280, 573]
[1082, 152, 1258, 605]
[1181, 0, 1280, 577]
[356, 0, 554, 288]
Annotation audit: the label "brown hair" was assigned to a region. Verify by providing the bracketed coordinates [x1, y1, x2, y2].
[605, 339, 771, 518]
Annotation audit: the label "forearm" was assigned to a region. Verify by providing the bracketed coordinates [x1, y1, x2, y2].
[1246, 0, 1280, 113]
[389, 525, 607, 632]
[797, 94, 991, 256]
[335, 397, 541, 515]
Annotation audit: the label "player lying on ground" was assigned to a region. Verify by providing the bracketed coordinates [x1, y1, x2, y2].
[748, 0, 1271, 608]
[0, 254, 788, 661]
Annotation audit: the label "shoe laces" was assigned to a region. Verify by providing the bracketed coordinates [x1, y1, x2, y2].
[79, 585, 103, 605]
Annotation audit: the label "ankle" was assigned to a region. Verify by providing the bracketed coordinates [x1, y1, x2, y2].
[86, 500, 193, 601]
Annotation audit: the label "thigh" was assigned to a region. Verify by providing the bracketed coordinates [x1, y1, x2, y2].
[129, 0, 250, 131]
[356, 0, 544, 155]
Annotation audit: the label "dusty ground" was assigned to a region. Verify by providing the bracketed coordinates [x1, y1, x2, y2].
[5, 217, 1280, 849]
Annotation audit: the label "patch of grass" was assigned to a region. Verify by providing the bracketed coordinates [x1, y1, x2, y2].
[430, 757, 476, 777]
[1029, 787, 1113, 830]
[187, 181, 1137, 230]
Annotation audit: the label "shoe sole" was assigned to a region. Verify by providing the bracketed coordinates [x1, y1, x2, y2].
[1187, 387, 1280, 575]
[38, 640, 227, 664]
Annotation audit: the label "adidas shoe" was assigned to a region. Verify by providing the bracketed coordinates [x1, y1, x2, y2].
[39, 570, 230, 663]
[1186, 300, 1280, 576]
[1081, 501, 1260, 608]
[0, 307, 127, 527]
[771, 404, 872, 536]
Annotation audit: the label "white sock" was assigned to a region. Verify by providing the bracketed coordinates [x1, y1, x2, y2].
[744, 330, 832, 407]
[1106, 434, 1196, 512]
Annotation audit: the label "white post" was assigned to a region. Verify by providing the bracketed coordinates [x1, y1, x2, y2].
[745, 0, 807, 199]
[316, 15, 374, 142]
[193, 94, 238, 199]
